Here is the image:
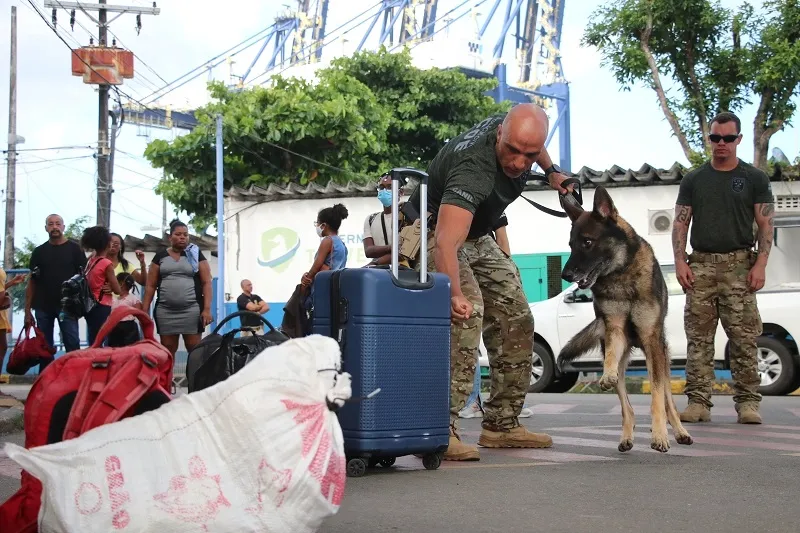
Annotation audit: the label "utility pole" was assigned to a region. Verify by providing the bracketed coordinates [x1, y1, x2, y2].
[5, 6, 17, 270]
[96, 0, 110, 227]
[46, 1, 160, 227]
[161, 194, 167, 236]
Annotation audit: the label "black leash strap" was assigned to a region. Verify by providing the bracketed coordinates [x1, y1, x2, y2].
[521, 176, 583, 218]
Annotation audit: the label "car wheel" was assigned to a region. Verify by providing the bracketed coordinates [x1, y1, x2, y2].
[528, 343, 555, 393]
[755, 336, 799, 396]
[544, 371, 580, 393]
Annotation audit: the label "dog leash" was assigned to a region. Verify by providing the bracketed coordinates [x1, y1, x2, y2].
[519, 176, 583, 218]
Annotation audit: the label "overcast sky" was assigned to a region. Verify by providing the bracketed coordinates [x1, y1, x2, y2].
[0, 0, 797, 250]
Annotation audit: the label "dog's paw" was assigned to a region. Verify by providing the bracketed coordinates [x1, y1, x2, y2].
[650, 434, 670, 453]
[598, 373, 619, 391]
[676, 432, 693, 446]
[618, 438, 634, 452]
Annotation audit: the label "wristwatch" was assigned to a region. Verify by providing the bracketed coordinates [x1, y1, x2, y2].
[544, 164, 562, 178]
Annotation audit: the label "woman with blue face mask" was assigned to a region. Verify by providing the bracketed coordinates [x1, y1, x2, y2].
[362, 173, 404, 266]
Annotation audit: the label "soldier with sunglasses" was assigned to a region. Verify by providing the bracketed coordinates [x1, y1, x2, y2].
[672, 111, 775, 425]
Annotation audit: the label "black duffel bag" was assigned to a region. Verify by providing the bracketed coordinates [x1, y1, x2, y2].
[186, 310, 290, 393]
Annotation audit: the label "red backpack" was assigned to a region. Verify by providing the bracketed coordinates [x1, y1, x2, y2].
[0, 306, 174, 533]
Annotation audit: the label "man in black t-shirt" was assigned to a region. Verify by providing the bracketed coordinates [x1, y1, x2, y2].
[407, 103, 571, 461]
[236, 279, 269, 334]
[672, 111, 774, 425]
[24, 214, 87, 367]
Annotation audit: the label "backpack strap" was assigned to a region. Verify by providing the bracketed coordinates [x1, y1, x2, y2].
[80, 353, 163, 434]
[62, 356, 114, 440]
[63, 353, 164, 440]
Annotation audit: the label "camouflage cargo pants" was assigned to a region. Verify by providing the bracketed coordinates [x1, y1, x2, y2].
[422, 232, 534, 431]
[684, 250, 763, 408]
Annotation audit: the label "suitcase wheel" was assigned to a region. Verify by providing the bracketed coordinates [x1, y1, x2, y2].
[346, 457, 367, 478]
[422, 452, 442, 471]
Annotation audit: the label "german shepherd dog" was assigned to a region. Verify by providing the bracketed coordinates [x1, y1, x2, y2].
[558, 186, 693, 453]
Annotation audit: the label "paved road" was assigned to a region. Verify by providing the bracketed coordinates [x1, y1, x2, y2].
[3, 393, 800, 532]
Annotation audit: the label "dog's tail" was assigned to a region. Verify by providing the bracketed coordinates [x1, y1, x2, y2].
[558, 318, 605, 369]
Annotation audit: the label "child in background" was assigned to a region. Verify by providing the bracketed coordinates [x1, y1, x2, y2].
[108, 272, 143, 347]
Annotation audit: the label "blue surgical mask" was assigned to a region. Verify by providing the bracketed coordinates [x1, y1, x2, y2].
[377, 189, 392, 207]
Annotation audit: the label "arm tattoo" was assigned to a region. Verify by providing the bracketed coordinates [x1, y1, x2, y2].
[672, 205, 691, 262]
[675, 205, 691, 224]
[756, 203, 775, 258]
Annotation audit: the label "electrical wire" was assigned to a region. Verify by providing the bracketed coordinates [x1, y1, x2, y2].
[49, 0, 160, 99]
[25, 0, 195, 130]
[138, 25, 281, 104]
[2, 145, 95, 153]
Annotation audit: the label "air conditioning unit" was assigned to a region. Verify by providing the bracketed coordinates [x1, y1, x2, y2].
[648, 209, 673, 235]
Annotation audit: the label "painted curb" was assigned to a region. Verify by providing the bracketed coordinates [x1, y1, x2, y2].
[569, 378, 800, 396]
[0, 374, 37, 385]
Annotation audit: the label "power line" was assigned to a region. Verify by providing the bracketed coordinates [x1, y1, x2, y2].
[138, 25, 280, 104]
[3, 144, 95, 153]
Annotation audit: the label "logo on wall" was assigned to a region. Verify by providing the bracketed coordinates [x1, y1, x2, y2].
[257, 227, 301, 272]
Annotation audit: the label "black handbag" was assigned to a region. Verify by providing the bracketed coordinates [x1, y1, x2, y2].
[185, 311, 290, 393]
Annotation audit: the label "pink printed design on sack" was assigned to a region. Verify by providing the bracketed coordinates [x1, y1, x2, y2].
[246, 459, 292, 513]
[153, 455, 231, 532]
[282, 400, 346, 506]
[74, 482, 103, 515]
[105, 455, 132, 529]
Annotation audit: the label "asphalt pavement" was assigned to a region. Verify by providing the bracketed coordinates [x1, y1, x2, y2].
[3, 392, 800, 533]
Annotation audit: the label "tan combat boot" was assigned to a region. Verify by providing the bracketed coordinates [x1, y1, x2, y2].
[443, 427, 480, 461]
[477, 425, 553, 449]
[736, 402, 762, 424]
[679, 402, 711, 423]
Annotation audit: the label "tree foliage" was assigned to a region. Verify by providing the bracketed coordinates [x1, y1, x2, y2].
[582, 0, 800, 168]
[144, 47, 509, 229]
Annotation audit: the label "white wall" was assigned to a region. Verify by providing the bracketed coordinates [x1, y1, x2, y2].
[223, 181, 800, 304]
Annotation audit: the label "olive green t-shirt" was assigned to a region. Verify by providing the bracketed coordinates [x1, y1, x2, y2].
[407, 114, 532, 239]
[676, 160, 773, 253]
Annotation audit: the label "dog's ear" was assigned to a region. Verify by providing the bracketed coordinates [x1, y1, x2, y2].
[592, 186, 617, 220]
[560, 193, 584, 222]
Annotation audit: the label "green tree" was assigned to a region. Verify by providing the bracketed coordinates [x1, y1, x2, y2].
[749, 0, 800, 169]
[321, 47, 510, 167]
[144, 48, 509, 227]
[582, 0, 800, 169]
[9, 215, 90, 313]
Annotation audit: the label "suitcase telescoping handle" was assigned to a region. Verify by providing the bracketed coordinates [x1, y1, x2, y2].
[390, 167, 428, 282]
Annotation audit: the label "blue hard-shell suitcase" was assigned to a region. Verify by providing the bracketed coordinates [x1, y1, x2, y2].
[312, 167, 451, 477]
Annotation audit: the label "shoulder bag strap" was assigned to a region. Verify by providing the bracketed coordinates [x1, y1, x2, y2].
[380, 213, 389, 245]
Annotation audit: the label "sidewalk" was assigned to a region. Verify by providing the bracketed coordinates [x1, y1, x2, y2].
[0, 386, 25, 436]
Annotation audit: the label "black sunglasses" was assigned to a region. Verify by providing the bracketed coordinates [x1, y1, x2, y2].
[709, 134, 739, 143]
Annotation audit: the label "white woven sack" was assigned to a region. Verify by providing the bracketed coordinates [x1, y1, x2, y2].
[5, 334, 352, 533]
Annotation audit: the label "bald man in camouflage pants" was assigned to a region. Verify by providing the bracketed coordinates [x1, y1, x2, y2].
[408, 104, 571, 461]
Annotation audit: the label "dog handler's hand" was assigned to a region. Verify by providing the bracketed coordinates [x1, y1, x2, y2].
[676, 261, 695, 291]
[451, 295, 473, 321]
[548, 172, 573, 195]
